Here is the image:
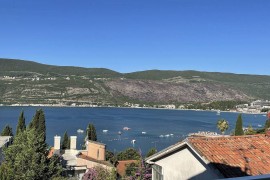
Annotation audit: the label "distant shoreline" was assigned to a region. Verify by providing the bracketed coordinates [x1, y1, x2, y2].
[0, 104, 267, 115]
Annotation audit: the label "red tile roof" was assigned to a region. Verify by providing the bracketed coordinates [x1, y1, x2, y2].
[116, 160, 138, 177]
[188, 135, 270, 178]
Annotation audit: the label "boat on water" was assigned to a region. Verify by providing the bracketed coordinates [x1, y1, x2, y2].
[77, 129, 84, 133]
[142, 132, 146, 134]
[123, 127, 131, 131]
[118, 131, 122, 135]
[216, 110, 221, 115]
[131, 139, 136, 144]
[103, 130, 108, 133]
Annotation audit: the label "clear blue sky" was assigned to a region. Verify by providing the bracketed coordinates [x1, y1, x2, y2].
[0, 0, 269, 74]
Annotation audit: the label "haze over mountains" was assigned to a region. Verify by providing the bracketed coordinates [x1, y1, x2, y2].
[0, 58, 269, 106]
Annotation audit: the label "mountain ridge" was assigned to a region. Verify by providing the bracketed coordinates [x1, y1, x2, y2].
[0, 58, 269, 106]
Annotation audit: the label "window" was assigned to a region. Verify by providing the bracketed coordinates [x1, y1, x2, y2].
[153, 164, 163, 180]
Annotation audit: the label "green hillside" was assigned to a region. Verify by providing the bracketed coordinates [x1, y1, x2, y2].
[0, 58, 270, 105]
[0, 58, 121, 77]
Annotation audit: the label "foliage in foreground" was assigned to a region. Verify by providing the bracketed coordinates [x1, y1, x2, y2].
[82, 166, 116, 180]
[0, 110, 63, 180]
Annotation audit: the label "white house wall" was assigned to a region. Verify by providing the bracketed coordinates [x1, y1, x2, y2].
[154, 147, 219, 180]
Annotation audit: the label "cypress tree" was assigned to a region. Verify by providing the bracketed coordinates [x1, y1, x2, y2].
[1, 125, 13, 136]
[87, 123, 97, 141]
[235, 114, 244, 136]
[264, 119, 270, 130]
[37, 110, 46, 142]
[28, 109, 46, 142]
[16, 110, 26, 136]
[0, 128, 63, 179]
[61, 131, 70, 150]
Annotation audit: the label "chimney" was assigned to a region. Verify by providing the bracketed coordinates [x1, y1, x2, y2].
[70, 136, 77, 150]
[54, 135, 61, 155]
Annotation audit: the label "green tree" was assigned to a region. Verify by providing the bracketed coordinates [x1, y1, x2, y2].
[16, 110, 26, 136]
[61, 131, 70, 150]
[264, 119, 270, 130]
[117, 148, 140, 161]
[1, 125, 13, 136]
[0, 128, 63, 179]
[125, 162, 138, 177]
[29, 109, 46, 143]
[216, 119, 229, 135]
[106, 150, 117, 166]
[86, 123, 97, 141]
[146, 148, 157, 157]
[235, 114, 244, 136]
[245, 125, 256, 135]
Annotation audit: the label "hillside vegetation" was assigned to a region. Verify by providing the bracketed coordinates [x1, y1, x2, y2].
[0, 58, 269, 106]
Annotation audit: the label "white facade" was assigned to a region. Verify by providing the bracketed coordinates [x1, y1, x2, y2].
[146, 142, 222, 180]
[0, 136, 12, 164]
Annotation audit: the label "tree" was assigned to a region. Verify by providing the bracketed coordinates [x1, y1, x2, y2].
[106, 150, 117, 166]
[235, 114, 244, 136]
[29, 109, 46, 143]
[117, 148, 140, 161]
[146, 148, 157, 157]
[245, 125, 256, 135]
[0, 128, 63, 179]
[16, 110, 26, 136]
[1, 125, 13, 136]
[86, 123, 97, 141]
[82, 166, 116, 180]
[264, 119, 270, 130]
[61, 131, 70, 150]
[216, 119, 229, 135]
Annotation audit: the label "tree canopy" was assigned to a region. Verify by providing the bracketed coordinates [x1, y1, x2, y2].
[217, 119, 229, 135]
[16, 110, 26, 135]
[61, 131, 70, 150]
[86, 123, 97, 141]
[0, 110, 63, 180]
[235, 114, 244, 136]
[1, 125, 13, 136]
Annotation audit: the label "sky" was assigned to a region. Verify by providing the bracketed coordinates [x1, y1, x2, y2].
[0, 0, 269, 75]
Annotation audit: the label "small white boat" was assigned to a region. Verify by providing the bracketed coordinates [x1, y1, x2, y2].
[118, 131, 122, 135]
[159, 135, 164, 138]
[103, 130, 108, 133]
[258, 124, 262, 127]
[77, 129, 84, 133]
[165, 134, 170, 137]
[142, 132, 146, 134]
[170, 134, 174, 136]
[123, 127, 131, 131]
[216, 110, 221, 115]
[131, 139, 136, 144]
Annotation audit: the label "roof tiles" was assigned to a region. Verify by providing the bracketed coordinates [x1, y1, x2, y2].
[188, 135, 270, 178]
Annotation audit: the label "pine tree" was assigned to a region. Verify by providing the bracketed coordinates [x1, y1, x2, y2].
[235, 114, 244, 136]
[16, 110, 26, 136]
[61, 131, 70, 150]
[1, 125, 13, 136]
[0, 128, 63, 179]
[28, 109, 46, 143]
[87, 123, 97, 141]
[0, 110, 63, 179]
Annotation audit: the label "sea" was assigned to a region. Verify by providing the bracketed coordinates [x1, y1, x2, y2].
[0, 106, 267, 155]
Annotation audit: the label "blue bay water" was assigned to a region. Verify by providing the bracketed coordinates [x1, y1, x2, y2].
[0, 107, 267, 155]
